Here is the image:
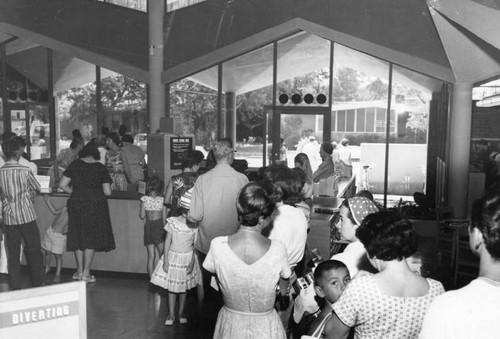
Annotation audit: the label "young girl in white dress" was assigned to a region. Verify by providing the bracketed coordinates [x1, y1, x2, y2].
[150, 186, 202, 326]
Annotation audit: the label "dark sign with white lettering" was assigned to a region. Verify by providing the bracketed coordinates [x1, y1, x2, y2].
[170, 137, 192, 170]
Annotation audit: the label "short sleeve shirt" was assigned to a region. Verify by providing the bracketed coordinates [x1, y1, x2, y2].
[333, 274, 444, 339]
[164, 216, 196, 253]
[140, 195, 164, 211]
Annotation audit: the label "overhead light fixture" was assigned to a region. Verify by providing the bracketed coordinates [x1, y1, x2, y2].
[477, 93, 500, 107]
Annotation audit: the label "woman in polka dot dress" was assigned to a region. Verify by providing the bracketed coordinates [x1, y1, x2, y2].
[326, 210, 444, 339]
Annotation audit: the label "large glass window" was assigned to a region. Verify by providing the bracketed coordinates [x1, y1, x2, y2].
[276, 32, 330, 169]
[56, 64, 145, 153]
[389, 65, 444, 197]
[57, 72, 97, 152]
[332, 43, 390, 201]
[100, 69, 147, 140]
[170, 66, 219, 153]
[223, 45, 273, 168]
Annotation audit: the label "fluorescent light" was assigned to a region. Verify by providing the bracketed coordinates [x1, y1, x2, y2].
[476, 93, 500, 107]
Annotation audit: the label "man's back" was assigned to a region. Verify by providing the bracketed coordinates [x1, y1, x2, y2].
[189, 163, 248, 253]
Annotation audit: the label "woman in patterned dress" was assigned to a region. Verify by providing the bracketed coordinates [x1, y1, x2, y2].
[326, 210, 445, 339]
[59, 143, 115, 283]
[105, 132, 128, 191]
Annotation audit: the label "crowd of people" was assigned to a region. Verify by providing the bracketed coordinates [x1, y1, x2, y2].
[0, 131, 499, 339]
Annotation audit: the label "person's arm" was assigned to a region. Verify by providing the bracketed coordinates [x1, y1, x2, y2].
[44, 195, 60, 214]
[102, 183, 112, 196]
[162, 230, 173, 273]
[139, 200, 146, 220]
[279, 277, 290, 296]
[163, 179, 173, 207]
[121, 150, 132, 183]
[324, 313, 351, 339]
[187, 180, 203, 223]
[27, 171, 41, 194]
[313, 162, 327, 182]
[58, 175, 73, 194]
[186, 231, 197, 274]
[162, 205, 167, 222]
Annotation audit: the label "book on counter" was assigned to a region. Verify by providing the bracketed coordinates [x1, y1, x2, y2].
[34, 175, 51, 194]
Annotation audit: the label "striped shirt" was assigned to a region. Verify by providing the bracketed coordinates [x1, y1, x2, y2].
[0, 163, 40, 225]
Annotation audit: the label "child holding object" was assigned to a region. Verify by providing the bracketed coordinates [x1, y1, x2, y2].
[150, 187, 203, 326]
[41, 195, 68, 283]
[139, 175, 166, 278]
[304, 260, 351, 338]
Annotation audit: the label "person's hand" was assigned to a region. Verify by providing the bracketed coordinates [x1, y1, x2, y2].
[162, 258, 169, 273]
[186, 253, 195, 274]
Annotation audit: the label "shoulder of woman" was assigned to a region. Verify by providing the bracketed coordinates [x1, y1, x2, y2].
[427, 278, 445, 294]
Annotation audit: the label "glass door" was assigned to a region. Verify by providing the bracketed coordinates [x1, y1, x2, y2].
[28, 103, 51, 160]
[269, 106, 330, 170]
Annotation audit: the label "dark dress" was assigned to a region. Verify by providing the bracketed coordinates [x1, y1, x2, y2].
[64, 159, 115, 252]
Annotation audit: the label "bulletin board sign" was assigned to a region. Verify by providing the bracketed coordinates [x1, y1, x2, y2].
[0, 281, 87, 339]
[170, 137, 193, 170]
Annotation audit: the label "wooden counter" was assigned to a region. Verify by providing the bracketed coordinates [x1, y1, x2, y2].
[34, 194, 148, 274]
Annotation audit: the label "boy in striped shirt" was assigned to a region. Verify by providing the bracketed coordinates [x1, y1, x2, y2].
[0, 136, 44, 289]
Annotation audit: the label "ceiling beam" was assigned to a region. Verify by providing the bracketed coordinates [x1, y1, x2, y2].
[0, 22, 149, 84]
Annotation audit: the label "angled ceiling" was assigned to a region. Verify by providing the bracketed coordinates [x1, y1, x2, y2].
[0, 0, 499, 94]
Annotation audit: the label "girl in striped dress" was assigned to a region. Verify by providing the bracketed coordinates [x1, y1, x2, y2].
[150, 187, 202, 325]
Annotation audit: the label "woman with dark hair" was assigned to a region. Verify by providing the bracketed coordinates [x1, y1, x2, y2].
[420, 191, 500, 339]
[48, 137, 84, 187]
[105, 132, 128, 191]
[326, 210, 444, 339]
[267, 165, 308, 268]
[293, 196, 379, 325]
[203, 182, 290, 338]
[294, 153, 314, 199]
[59, 143, 115, 283]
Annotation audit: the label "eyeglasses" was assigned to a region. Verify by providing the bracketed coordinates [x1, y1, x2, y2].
[229, 150, 237, 154]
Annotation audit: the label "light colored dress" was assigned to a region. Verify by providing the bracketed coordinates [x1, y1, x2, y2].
[203, 236, 291, 339]
[333, 274, 444, 339]
[150, 216, 202, 292]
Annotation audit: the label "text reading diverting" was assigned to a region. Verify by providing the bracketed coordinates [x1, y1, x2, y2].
[0, 301, 79, 328]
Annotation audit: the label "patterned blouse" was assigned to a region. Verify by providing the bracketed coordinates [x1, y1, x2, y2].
[140, 195, 164, 211]
[332, 274, 444, 339]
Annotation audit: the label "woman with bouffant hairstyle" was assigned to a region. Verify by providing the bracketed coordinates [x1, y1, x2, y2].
[326, 210, 444, 339]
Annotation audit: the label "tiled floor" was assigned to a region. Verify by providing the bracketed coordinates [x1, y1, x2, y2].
[0, 270, 215, 339]
[0, 238, 478, 339]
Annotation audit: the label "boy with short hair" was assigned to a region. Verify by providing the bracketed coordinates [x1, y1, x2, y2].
[0, 136, 44, 290]
[42, 195, 68, 283]
[306, 260, 351, 338]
